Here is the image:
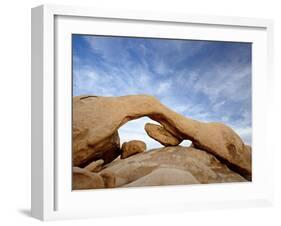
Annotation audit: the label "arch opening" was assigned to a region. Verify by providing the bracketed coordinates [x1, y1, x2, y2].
[118, 116, 192, 150]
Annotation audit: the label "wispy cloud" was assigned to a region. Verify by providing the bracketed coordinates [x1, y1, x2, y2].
[73, 35, 252, 147]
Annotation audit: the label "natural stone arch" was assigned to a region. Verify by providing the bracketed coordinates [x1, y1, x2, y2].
[73, 95, 251, 180]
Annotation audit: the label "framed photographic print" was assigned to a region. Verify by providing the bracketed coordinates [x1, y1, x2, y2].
[31, 4, 274, 221]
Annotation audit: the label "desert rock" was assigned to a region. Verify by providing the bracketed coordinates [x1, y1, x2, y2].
[144, 122, 182, 146]
[84, 159, 104, 172]
[73, 125, 121, 167]
[73, 167, 116, 189]
[100, 170, 116, 188]
[72, 167, 105, 189]
[125, 168, 200, 187]
[121, 140, 146, 159]
[73, 95, 251, 179]
[101, 146, 247, 188]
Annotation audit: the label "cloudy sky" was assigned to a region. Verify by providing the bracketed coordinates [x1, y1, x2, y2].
[72, 35, 252, 149]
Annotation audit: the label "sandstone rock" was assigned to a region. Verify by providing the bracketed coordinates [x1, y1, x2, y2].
[144, 123, 182, 146]
[121, 140, 146, 159]
[100, 146, 247, 188]
[72, 167, 104, 189]
[100, 170, 116, 188]
[73, 95, 251, 180]
[73, 167, 116, 189]
[124, 168, 200, 187]
[84, 159, 104, 172]
[73, 126, 121, 167]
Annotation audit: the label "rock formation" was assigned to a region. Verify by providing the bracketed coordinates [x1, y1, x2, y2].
[121, 140, 146, 159]
[73, 146, 248, 189]
[125, 168, 200, 187]
[73, 95, 251, 180]
[72, 166, 116, 189]
[84, 159, 104, 172]
[101, 146, 247, 188]
[100, 170, 116, 188]
[144, 122, 182, 146]
[72, 167, 105, 189]
[73, 128, 121, 167]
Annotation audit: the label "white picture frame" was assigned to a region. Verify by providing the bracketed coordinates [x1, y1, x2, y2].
[31, 4, 274, 221]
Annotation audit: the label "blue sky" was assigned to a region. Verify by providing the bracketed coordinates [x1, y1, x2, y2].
[73, 35, 252, 148]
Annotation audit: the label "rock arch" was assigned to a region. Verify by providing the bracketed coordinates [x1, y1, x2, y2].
[73, 95, 251, 180]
